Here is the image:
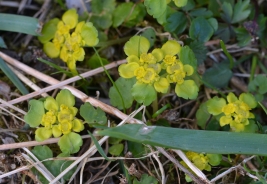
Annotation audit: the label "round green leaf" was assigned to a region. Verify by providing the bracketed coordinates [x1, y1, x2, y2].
[131, 83, 157, 106]
[108, 143, 124, 156]
[173, 0, 188, 7]
[124, 36, 150, 57]
[35, 128, 52, 142]
[196, 102, 210, 129]
[206, 96, 226, 116]
[24, 100, 44, 127]
[207, 154, 222, 166]
[179, 46, 197, 69]
[44, 96, 58, 111]
[109, 77, 136, 109]
[189, 17, 214, 42]
[239, 93, 257, 109]
[202, 61, 233, 88]
[38, 18, 59, 44]
[56, 89, 75, 107]
[32, 145, 53, 161]
[248, 75, 267, 95]
[43, 42, 60, 58]
[144, 0, 166, 19]
[175, 80, 198, 99]
[112, 2, 134, 27]
[81, 22, 99, 47]
[58, 132, 83, 154]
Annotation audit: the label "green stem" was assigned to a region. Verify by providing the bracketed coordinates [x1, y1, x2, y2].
[220, 40, 234, 69]
[250, 55, 258, 82]
[93, 47, 126, 113]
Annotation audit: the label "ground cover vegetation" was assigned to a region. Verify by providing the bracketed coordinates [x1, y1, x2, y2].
[0, 0, 267, 183]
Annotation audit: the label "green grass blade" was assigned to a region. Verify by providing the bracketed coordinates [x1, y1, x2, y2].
[220, 40, 234, 69]
[87, 131, 111, 161]
[37, 58, 72, 77]
[0, 58, 28, 95]
[98, 124, 267, 156]
[0, 13, 40, 36]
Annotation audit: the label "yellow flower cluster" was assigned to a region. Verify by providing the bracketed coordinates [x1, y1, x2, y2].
[119, 36, 198, 99]
[183, 151, 211, 171]
[39, 9, 99, 75]
[35, 90, 84, 141]
[207, 92, 257, 132]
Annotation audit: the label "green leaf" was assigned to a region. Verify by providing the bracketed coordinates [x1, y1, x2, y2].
[91, 0, 116, 14]
[24, 100, 44, 127]
[32, 145, 53, 162]
[38, 18, 59, 43]
[144, 0, 166, 19]
[206, 96, 225, 116]
[108, 143, 124, 156]
[124, 36, 150, 57]
[221, 2, 233, 23]
[164, 11, 187, 34]
[231, 0, 251, 24]
[0, 58, 29, 95]
[189, 17, 214, 42]
[88, 130, 110, 160]
[87, 55, 109, 69]
[140, 28, 156, 48]
[0, 36, 7, 48]
[257, 14, 267, 47]
[189, 8, 213, 18]
[175, 80, 198, 99]
[0, 13, 40, 36]
[58, 132, 83, 154]
[98, 124, 267, 155]
[38, 58, 72, 77]
[179, 46, 197, 69]
[56, 89, 75, 107]
[80, 102, 107, 125]
[202, 61, 233, 88]
[109, 77, 135, 110]
[235, 28, 251, 47]
[112, 2, 134, 27]
[133, 174, 158, 184]
[207, 154, 222, 166]
[188, 40, 207, 65]
[90, 14, 112, 30]
[248, 75, 267, 94]
[131, 83, 157, 106]
[207, 18, 218, 32]
[128, 141, 146, 157]
[173, 0, 188, 7]
[196, 102, 210, 129]
[124, 3, 146, 28]
[182, 0, 195, 11]
[215, 24, 231, 43]
[49, 155, 75, 181]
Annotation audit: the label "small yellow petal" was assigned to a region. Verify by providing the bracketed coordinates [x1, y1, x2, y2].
[184, 64, 194, 76]
[220, 116, 232, 126]
[154, 77, 170, 93]
[62, 9, 78, 29]
[118, 63, 139, 78]
[43, 42, 60, 58]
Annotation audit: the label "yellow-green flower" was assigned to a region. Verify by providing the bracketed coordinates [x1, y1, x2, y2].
[206, 92, 257, 132]
[26, 89, 84, 141]
[118, 36, 198, 99]
[39, 9, 99, 75]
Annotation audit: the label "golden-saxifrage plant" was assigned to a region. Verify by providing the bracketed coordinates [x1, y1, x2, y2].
[24, 89, 84, 154]
[117, 35, 199, 106]
[38, 9, 99, 75]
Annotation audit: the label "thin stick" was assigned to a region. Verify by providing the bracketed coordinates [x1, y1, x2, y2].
[0, 52, 142, 124]
[0, 135, 91, 151]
